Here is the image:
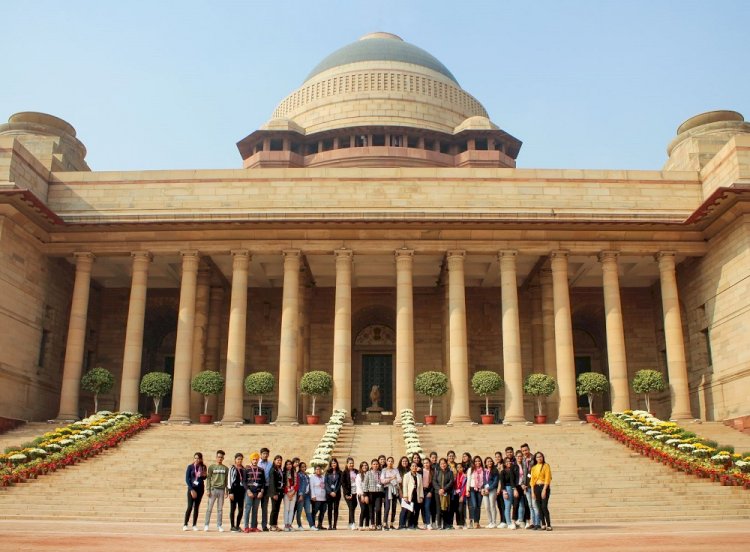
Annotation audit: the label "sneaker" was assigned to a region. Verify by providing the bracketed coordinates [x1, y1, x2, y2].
[487, 523, 496, 529]
[498, 522, 506, 528]
[218, 526, 224, 532]
[546, 526, 553, 531]
[243, 528, 250, 533]
[311, 526, 319, 531]
[230, 527, 240, 532]
[295, 526, 303, 531]
[508, 524, 516, 530]
[262, 527, 269, 532]
[426, 525, 433, 531]
[525, 522, 532, 529]
[204, 525, 209, 532]
[183, 525, 188, 531]
[192, 526, 199, 531]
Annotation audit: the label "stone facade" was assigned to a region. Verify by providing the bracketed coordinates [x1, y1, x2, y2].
[0, 33, 748, 424]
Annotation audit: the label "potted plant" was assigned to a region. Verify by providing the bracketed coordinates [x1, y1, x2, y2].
[523, 373, 556, 424]
[139, 371, 172, 423]
[244, 371, 275, 424]
[576, 372, 609, 422]
[191, 370, 225, 424]
[631, 369, 666, 414]
[80, 366, 115, 413]
[471, 370, 504, 424]
[414, 371, 449, 425]
[299, 371, 333, 424]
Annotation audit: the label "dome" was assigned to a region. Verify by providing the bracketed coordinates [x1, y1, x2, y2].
[305, 32, 459, 85]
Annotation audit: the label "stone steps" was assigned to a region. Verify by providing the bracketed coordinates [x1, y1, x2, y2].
[677, 422, 750, 454]
[0, 423, 747, 525]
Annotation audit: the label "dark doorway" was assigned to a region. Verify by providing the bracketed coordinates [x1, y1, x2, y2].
[361, 354, 393, 411]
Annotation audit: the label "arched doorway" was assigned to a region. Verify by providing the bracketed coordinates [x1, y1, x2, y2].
[354, 324, 396, 419]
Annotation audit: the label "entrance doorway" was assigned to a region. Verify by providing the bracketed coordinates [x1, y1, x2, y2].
[361, 354, 393, 411]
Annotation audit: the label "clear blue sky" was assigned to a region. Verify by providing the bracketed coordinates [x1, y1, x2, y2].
[3, 0, 748, 171]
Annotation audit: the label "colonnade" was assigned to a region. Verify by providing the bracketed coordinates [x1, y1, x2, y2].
[55, 248, 694, 423]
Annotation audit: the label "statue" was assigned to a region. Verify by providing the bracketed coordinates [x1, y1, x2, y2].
[367, 384, 383, 412]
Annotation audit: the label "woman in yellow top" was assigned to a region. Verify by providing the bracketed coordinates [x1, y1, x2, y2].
[529, 452, 552, 531]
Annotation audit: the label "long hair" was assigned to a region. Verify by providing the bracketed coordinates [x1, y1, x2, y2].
[326, 457, 341, 474]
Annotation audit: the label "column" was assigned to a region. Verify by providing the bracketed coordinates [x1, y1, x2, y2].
[205, 286, 224, 417]
[500, 251, 526, 423]
[331, 249, 353, 419]
[600, 251, 630, 412]
[395, 249, 415, 418]
[56, 252, 95, 420]
[550, 251, 578, 422]
[657, 252, 693, 420]
[275, 250, 301, 424]
[168, 251, 200, 422]
[447, 250, 471, 424]
[119, 251, 151, 413]
[189, 265, 211, 420]
[222, 250, 250, 423]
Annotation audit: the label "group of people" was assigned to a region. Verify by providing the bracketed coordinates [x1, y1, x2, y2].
[183, 443, 553, 534]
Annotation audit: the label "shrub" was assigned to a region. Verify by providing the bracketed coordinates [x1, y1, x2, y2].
[244, 372, 275, 416]
[139, 372, 172, 414]
[523, 373, 556, 416]
[299, 371, 333, 416]
[414, 371, 449, 417]
[631, 369, 666, 412]
[471, 371, 504, 416]
[576, 372, 609, 415]
[190, 370, 225, 415]
[80, 367, 115, 413]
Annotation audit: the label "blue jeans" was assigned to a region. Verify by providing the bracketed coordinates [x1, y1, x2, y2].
[296, 494, 313, 527]
[514, 486, 525, 522]
[525, 486, 539, 525]
[243, 494, 261, 529]
[503, 485, 514, 525]
[422, 494, 432, 525]
[469, 489, 483, 523]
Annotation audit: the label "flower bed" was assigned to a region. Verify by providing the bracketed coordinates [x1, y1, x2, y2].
[591, 410, 750, 489]
[399, 409, 424, 458]
[0, 411, 149, 487]
[308, 409, 346, 471]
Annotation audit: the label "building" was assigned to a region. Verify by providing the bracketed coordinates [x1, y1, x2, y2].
[1, 32, 749, 425]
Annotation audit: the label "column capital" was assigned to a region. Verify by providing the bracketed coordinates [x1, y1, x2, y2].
[334, 248, 353, 259]
[282, 249, 301, 259]
[447, 249, 465, 259]
[180, 250, 200, 271]
[549, 249, 569, 259]
[131, 251, 153, 263]
[550, 250, 569, 273]
[231, 249, 250, 259]
[656, 250, 677, 267]
[395, 248, 414, 259]
[73, 252, 95, 269]
[598, 250, 619, 263]
[499, 249, 518, 260]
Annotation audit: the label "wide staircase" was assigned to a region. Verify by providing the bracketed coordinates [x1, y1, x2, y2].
[676, 422, 750, 455]
[0, 422, 748, 525]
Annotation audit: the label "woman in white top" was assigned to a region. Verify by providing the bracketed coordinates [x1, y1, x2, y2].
[354, 461, 369, 530]
[380, 456, 402, 530]
[309, 465, 327, 530]
[399, 461, 424, 530]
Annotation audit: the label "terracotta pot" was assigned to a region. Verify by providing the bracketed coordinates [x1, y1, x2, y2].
[481, 414, 495, 425]
[424, 415, 437, 425]
[254, 415, 268, 425]
[534, 415, 547, 425]
[585, 413, 599, 423]
[149, 413, 162, 424]
[199, 414, 213, 424]
[306, 415, 320, 425]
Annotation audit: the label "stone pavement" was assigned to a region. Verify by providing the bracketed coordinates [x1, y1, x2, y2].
[0, 520, 748, 552]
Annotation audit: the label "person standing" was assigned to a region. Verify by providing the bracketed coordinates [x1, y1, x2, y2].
[363, 458, 384, 530]
[512, 450, 527, 528]
[243, 452, 266, 533]
[380, 456, 401, 530]
[355, 461, 370, 530]
[434, 457, 455, 529]
[227, 453, 246, 532]
[310, 464, 327, 530]
[482, 456, 499, 528]
[183, 452, 206, 531]
[467, 455, 484, 528]
[258, 447, 272, 531]
[520, 443, 538, 529]
[421, 457, 433, 529]
[203, 450, 228, 532]
[342, 457, 358, 530]
[268, 454, 284, 531]
[296, 461, 314, 530]
[499, 456, 518, 530]
[399, 461, 423, 530]
[451, 461, 467, 529]
[324, 457, 342, 530]
[282, 459, 298, 531]
[530, 452, 552, 531]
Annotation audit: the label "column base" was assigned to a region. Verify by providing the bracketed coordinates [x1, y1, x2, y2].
[221, 416, 245, 424]
[669, 411, 694, 421]
[447, 415, 475, 426]
[555, 414, 581, 423]
[169, 415, 192, 423]
[273, 416, 298, 425]
[503, 415, 528, 424]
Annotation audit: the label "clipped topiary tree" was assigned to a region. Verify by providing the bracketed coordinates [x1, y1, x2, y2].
[80, 366, 115, 413]
[139, 371, 172, 415]
[523, 373, 556, 419]
[244, 371, 275, 416]
[576, 372, 609, 415]
[191, 370, 225, 417]
[414, 371, 449, 420]
[299, 371, 333, 417]
[471, 370, 504, 417]
[631, 369, 666, 412]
